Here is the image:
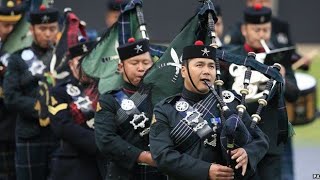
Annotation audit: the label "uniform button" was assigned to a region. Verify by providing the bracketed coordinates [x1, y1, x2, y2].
[127, 146, 131, 149]
[108, 174, 112, 177]
[118, 176, 121, 179]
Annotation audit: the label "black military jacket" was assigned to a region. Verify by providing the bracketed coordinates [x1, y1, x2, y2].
[0, 75, 16, 141]
[3, 43, 53, 138]
[0, 50, 16, 141]
[49, 78, 99, 156]
[149, 87, 269, 180]
[48, 78, 105, 179]
[222, 45, 299, 155]
[95, 82, 153, 179]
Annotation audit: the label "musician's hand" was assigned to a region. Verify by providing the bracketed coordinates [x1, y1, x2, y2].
[137, 151, 157, 167]
[208, 163, 234, 180]
[231, 148, 248, 176]
[302, 55, 312, 66]
[279, 64, 286, 77]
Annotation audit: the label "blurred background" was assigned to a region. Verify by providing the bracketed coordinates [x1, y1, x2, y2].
[28, 0, 320, 179]
[53, 0, 320, 44]
[53, 1, 320, 179]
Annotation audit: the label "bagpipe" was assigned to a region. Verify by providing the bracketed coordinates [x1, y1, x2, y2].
[141, 0, 288, 167]
[229, 38, 318, 126]
[229, 39, 292, 102]
[197, 0, 286, 173]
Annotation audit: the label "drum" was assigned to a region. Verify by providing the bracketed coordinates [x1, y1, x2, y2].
[286, 72, 317, 125]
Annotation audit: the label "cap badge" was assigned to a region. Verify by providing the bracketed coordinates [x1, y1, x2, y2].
[134, 44, 143, 53]
[201, 47, 210, 56]
[260, 16, 265, 23]
[41, 15, 50, 23]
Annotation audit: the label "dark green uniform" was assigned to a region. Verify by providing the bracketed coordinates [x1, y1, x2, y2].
[3, 43, 58, 180]
[94, 82, 167, 180]
[149, 87, 269, 180]
[222, 45, 299, 180]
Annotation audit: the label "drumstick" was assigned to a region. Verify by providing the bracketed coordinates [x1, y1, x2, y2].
[292, 50, 319, 70]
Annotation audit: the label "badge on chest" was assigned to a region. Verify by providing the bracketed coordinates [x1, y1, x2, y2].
[66, 84, 81, 96]
[175, 101, 189, 112]
[121, 99, 135, 111]
[67, 84, 93, 112]
[21, 49, 46, 76]
[74, 96, 92, 111]
[174, 100, 220, 147]
[118, 95, 150, 137]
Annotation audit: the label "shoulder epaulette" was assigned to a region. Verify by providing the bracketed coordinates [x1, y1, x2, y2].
[164, 93, 182, 104]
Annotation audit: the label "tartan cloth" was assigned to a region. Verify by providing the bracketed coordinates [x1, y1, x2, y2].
[132, 164, 167, 180]
[0, 142, 15, 180]
[118, 0, 142, 45]
[15, 128, 58, 180]
[119, 0, 166, 57]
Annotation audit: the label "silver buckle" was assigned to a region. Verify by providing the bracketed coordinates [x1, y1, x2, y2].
[193, 121, 208, 131]
[130, 112, 149, 130]
[182, 110, 202, 125]
[139, 127, 150, 137]
[204, 134, 217, 147]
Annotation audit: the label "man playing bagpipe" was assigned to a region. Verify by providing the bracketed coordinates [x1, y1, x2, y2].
[3, 4, 60, 180]
[221, 4, 299, 180]
[149, 40, 269, 180]
[94, 38, 167, 180]
[0, 1, 23, 179]
[223, 0, 311, 70]
[46, 40, 107, 180]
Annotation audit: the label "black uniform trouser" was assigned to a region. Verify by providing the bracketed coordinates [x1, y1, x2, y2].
[0, 142, 15, 180]
[106, 162, 168, 180]
[255, 154, 281, 180]
[133, 164, 168, 180]
[15, 130, 58, 180]
[51, 156, 102, 180]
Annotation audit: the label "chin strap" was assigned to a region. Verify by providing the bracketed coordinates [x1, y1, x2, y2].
[185, 60, 208, 94]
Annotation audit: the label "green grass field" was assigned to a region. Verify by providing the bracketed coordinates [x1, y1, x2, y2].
[293, 55, 320, 146]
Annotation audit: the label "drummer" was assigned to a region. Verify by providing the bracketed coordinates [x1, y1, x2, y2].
[221, 4, 299, 180]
